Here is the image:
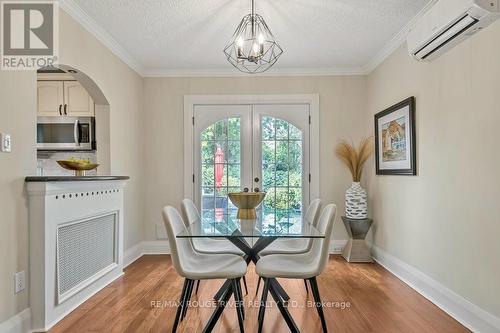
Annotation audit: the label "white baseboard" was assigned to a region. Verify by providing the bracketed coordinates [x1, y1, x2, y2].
[124, 239, 347, 265]
[123, 242, 144, 268]
[0, 309, 31, 333]
[123, 241, 170, 268]
[372, 245, 500, 333]
[142, 240, 170, 254]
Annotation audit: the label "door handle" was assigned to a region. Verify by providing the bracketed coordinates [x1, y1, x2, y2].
[64, 104, 68, 115]
[74, 120, 80, 146]
[59, 104, 62, 115]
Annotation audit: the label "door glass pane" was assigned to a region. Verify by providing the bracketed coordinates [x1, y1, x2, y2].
[260, 116, 303, 233]
[200, 118, 241, 222]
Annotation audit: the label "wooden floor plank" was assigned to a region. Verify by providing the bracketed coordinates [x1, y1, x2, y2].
[49, 255, 470, 333]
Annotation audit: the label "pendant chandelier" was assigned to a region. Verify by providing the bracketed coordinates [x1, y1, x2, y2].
[223, 0, 283, 74]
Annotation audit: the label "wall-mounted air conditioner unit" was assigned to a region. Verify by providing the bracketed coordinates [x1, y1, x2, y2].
[407, 0, 500, 61]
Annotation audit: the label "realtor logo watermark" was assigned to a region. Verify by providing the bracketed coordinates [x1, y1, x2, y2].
[1, 1, 58, 70]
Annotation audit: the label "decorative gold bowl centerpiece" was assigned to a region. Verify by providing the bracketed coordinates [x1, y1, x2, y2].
[57, 159, 99, 176]
[228, 191, 266, 220]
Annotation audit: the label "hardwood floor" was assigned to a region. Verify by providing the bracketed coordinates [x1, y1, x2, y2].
[49, 255, 469, 333]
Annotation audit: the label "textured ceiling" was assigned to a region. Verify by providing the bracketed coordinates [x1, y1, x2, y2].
[71, 0, 430, 74]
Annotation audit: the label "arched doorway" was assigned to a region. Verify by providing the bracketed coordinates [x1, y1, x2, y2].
[37, 65, 111, 174]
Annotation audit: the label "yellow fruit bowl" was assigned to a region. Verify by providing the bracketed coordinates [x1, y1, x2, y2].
[57, 160, 99, 176]
[228, 192, 266, 220]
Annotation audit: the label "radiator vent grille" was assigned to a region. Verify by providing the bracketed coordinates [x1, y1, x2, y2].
[57, 213, 117, 299]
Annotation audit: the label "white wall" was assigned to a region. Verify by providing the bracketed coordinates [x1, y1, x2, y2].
[0, 10, 145, 323]
[366, 21, 500, 318]
[143, 76, 368, 243]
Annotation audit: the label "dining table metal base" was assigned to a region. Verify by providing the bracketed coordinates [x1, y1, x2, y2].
[207, 235, 301, 332]
[212, 235, 290, 303]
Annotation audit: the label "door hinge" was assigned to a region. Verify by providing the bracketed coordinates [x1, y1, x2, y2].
[308, 115, 311, 124]
[192, 117, 195, 125]
[192, 174, 195, 183]
[309, 173, 311, 182]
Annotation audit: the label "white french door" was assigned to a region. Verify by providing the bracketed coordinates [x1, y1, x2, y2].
[193, 103, 310, 230]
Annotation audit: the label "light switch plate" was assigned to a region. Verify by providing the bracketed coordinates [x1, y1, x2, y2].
[14, 271, 25, 293]
[1, 133, 11, 152]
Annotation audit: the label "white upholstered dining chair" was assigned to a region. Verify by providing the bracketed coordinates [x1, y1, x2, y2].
[181, 198, 249, 294]
[256, 198, 322, 294]
[162, 206, 247, 333]
[258, 198, 322, 256]
[255, 203, 337, 333]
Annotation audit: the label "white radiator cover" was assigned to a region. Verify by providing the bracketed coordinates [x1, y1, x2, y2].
[56, 212, 117, 303]
[26, 180, 127, 332]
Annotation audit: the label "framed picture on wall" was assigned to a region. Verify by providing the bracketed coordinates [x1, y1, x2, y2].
[374, 96, 416, 175]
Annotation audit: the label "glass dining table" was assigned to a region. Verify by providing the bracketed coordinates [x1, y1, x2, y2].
[177, 215, 324, 333]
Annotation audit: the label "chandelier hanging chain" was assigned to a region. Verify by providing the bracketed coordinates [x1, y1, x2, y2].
[251, 0, 255, 37]
[223, 0, 283, 74]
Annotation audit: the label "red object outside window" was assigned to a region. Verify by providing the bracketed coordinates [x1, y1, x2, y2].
[215, 145, 224, 189]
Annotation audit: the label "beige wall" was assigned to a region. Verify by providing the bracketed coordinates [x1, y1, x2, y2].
[3, 3, 500, 327]
[58, 11, 145, 250]
[366, 22, 500, 317]
[0, 71, 36, 325]
[0, 10, 145, 322]
[143, 76, 368, 243]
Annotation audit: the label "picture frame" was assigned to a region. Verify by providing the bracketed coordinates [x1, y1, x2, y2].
[374, 97, 416, 175]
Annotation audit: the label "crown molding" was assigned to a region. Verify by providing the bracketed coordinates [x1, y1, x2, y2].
[59, 0, 437, 78]
[59, 0, 145, 76]
[363, 0, 438, 74]
[142, 66, 367, 78]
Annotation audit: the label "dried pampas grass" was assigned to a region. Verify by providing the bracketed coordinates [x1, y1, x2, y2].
[335, 137, 374, 182]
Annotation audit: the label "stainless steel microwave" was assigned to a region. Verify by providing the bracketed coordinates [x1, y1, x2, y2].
[37, 117, 95, 151]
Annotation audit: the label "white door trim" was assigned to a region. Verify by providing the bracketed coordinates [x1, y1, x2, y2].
[184, 94, 320, 201]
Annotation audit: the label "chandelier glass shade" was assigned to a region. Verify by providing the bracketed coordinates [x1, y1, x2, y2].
[223, 0, 283, 74]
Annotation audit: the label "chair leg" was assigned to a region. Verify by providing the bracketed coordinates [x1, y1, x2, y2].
[195, 280, 200, 295]
[304, 279, 309, 294]
[242, 276, 248, 295]
[231, 279, 245, 333]
[310, 277, 328, 333]
[202, 281, 233, 333]
[257, 278, 270, 333]
[181, 279, 194, 321]
[255, 276, 262, 296]
[172, 279, 189, 333]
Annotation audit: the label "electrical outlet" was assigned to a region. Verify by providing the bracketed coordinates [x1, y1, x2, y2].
[1, 133, 11, 152]
[14, 271, 25, 294]
[155, 223, 167, 240]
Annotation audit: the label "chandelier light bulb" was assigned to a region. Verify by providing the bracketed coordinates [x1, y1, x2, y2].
[258, 33, 265, 44]
[237, 36, 244, 47]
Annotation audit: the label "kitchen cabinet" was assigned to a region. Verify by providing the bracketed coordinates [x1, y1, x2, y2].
[37, 81, 94, 117]
[37, 81, 64, 116]
[63, 81, 95, 116]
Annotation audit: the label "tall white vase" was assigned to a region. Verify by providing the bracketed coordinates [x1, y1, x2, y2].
[345, 182, 367, 219]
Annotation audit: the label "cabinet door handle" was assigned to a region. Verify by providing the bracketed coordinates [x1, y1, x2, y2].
[63, 104, 67, 115]
[59, 104, 62, 115]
